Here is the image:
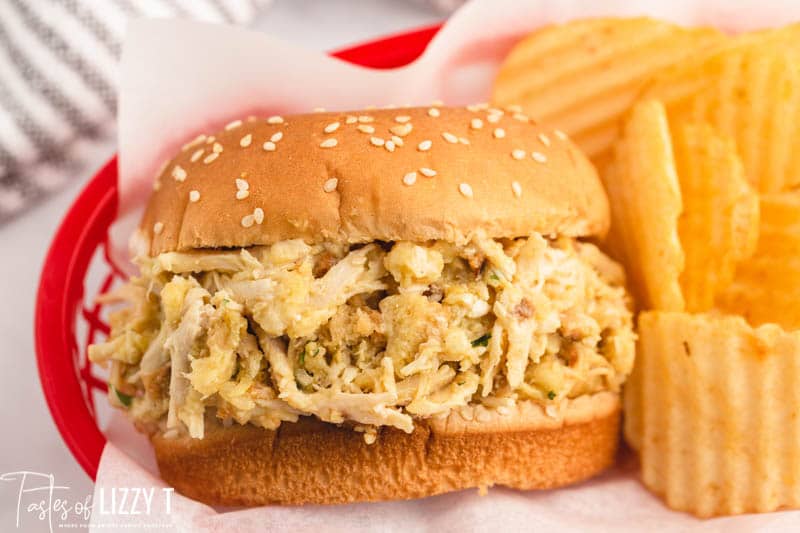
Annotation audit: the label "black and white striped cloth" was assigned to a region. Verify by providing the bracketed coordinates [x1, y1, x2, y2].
[0, 0, 270, 223]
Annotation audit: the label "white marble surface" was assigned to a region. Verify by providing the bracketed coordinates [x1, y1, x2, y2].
[0, 0, 441, 527]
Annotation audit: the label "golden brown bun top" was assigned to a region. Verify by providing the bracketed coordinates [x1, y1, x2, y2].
[141, 105, 609, 255]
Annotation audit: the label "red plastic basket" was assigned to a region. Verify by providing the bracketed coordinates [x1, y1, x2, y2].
[34, 23, 442, 481]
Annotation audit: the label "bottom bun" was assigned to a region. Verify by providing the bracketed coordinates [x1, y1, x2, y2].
[152, 392, 620, 506]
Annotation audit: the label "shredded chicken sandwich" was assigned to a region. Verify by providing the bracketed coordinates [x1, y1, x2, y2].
[88, 106, 636, 505]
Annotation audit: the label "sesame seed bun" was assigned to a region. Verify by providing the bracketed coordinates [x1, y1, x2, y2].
[152, 393, 620, 506]
[141, 105, 609, 255]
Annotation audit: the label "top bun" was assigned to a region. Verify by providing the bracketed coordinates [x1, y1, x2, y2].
[141, 105, 608, 255]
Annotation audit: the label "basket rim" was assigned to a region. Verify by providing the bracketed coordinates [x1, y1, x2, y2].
[34, 22, 443, 481]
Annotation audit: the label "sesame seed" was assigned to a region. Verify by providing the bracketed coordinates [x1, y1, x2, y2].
[391, 135, 404, 146]
[513, 112, 529, 122]
[313, 107, 326, 112]
[427, 108, 441, 118]
[419, 167, 436, 177]
[493, 128, 506, 139]
[385, 140, 396, 152]
[262, 141, 276, 151]
[236, 190, 249, 200]
[487, 114, 501, 124]
[370, 137, 385, 147]
[271, 132, 283, 143]
[554, 129, 568, 140]
[431, 99, 444, 107]
[470, 118, 483, 129]
[155, 159, 170, 179]
[267, 115, 284, 124]
[171, 165, 187, 182]
[532, 151, 548, 163]
[459, 183, 474, 198]
[253, 208, 264, 224]
[476, 102, 489, 110]
[442, 132, 458, 144]
[206, 136, 216, 144]
[324, 122, 340, 133]
[182, 134, 206, 151]
[538, 133, 551, 147]
[240, 134, 253, 147]
[512, 149, 526, 160]
[345, 115, 357, 124]
[358, 116, 374, 123]
[320, 138, 338, 148]
[153, 222, 164, 234]
[403, 172, 417, 186]
[383, 104, 397, 109]
[323, 178, 338, 192]
[190, 148, 204, 162]
[459, 137, 470, 145]
[506, 104, 522, 113]
[390, 123, 413, 136]
[418, 140, 432, 151]
[203, 152, 219, 164]
[156, 159, 169, 177]
[189, 190, 200, 202]
[212, 142, 223, 153]
[466, 104, 480, 112]
[241, 215, 255, 228]
[225, 119, 242, 131]
[395, 115, 411, 123]
[235, 178, 249, 190]
[511, 181, 522, 198]
[357, 124, 375, 134]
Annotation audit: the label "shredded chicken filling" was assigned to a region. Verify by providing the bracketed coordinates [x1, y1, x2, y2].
[89, 234, 635, 439]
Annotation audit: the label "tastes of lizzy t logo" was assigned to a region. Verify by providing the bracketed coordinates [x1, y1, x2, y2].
[1, 471, 174, 532]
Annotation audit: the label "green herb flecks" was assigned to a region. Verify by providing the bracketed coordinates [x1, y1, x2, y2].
[471, 333, 491, 347]
[300, 343, 320, 367]
[547, 390, 556, 400]
[112, 385, 133, 407]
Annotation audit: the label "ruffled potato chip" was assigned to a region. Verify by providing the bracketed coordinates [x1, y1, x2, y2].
[643, 25, 800, 193]
[716, 192, 800, 329]
[491, 18, 724, 160]
[629, 311, 800, 517]
[603, 100, 685, 311]
[673, 123, 759, 312]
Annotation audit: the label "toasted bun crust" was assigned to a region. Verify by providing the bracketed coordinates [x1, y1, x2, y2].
[152, 393, 619, 506]
[141, 106, 609, 255]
